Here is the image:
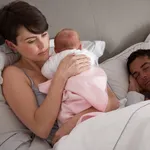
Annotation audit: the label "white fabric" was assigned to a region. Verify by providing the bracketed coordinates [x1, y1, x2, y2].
[0, 44, 20, 84]
[41, 49, 98, 79]
[126, 91, 145, 106]
[53, 100, 150, 150]
[0, 44, 20, 69]
[49, 39, 106, 58]
[99, 42, 150, 100]
[119, 91, 145, 108]
[81, 40, 105, 58]
[145, 34, 150, 42]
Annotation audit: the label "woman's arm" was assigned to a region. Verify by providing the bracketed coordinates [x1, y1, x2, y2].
[104, 85, 119, 112]
[2, 66, 67, 138]
[52, 107, 98, 144]
[2, 54, 90, 139]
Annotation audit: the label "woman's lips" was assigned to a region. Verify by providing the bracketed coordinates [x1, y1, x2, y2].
[39, 49, 48, 55]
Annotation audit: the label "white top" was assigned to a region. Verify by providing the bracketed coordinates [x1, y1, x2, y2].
[41, 49, 98, 79]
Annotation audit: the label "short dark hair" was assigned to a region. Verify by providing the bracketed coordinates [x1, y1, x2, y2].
[127, 49, 150, 74]
[0, 0, 48, 44]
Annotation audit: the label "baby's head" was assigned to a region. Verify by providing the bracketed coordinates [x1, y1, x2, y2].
[54, 28, 82, 53]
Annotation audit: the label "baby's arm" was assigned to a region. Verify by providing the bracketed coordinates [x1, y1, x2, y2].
[41, 55, 61, 79]
[41, 50, 78, 79]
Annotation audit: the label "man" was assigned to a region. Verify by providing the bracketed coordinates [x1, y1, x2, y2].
[126, 49, 150, 106]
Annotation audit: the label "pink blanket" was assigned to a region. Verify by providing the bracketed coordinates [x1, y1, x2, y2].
[38, 67, 108, 125]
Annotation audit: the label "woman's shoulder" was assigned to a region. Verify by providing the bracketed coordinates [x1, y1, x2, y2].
[3, 65, 22, 76]
[2, 65, 28, 84]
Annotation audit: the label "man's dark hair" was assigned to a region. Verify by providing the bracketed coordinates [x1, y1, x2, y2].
[127, 49, 150, 74]
[0, 0, 48, 44]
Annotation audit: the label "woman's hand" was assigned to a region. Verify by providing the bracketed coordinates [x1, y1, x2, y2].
[52, 107, 98, 145]
[52, 120, 74, 145]
[57, 54, 90, 79]
[128, 75, 142, 92]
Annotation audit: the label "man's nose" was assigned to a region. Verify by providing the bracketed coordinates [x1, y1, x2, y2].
[140, 72, 148, 80]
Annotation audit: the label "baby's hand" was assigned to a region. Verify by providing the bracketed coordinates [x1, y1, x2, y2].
[128, 75, 141, 92]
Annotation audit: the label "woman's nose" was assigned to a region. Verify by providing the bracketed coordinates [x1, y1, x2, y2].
[38, 38, 44, 50]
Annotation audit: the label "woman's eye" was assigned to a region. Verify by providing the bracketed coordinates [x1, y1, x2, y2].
[42, 32, 47, 37]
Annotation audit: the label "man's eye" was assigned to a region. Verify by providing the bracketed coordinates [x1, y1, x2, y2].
[143, 66, 150, 71]
[133, 74, 139, 79]
[27, 40, 35, 44]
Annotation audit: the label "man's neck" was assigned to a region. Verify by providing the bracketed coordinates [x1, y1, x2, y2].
[141, 91, 150, 100]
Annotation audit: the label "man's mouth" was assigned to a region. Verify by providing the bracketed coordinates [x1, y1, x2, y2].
[145, 81, 150, 86]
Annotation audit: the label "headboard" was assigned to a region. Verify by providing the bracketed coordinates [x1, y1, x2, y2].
[1, 0, 150, 61]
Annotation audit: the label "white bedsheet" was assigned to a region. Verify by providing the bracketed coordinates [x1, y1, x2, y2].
[53, 100, 150, 150]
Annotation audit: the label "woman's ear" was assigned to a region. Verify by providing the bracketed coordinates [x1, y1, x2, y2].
[5, 40, 17, 51]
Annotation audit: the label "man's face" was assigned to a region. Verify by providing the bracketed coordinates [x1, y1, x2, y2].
[130, 56, 150, 92]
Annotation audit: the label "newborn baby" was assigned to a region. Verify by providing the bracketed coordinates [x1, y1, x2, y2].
[38, 28, 119, 126]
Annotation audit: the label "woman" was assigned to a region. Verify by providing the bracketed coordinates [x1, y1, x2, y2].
[0, 0, 94, 146]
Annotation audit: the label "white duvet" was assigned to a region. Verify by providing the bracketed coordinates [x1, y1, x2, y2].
[1, 100, 150, 150]
[53, 100, 150, 150]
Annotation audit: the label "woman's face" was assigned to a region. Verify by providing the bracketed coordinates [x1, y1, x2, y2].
[13, 26, 50, 62]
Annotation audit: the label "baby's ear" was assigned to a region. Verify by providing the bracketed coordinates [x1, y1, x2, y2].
[79, 43, 82, 50]
[54, 47, 58, 53]
[5, 40, 17, 51]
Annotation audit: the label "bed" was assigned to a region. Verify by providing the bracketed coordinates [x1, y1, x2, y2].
[0, 0, 150, 150]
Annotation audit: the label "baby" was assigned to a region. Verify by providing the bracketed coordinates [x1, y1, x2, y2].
[38, 29, 119, 126]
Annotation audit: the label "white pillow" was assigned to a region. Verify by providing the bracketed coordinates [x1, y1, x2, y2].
[145, 34, 150, 42]
[0, 44, 20, 84]
[49, 39, 106, 58]
[99, 42, 150, 100]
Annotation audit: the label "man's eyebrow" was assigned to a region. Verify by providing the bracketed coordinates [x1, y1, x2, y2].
[24, 36, 36, 41]
[141, 62, 150, 68]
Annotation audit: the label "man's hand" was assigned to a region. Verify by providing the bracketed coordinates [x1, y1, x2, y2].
[128, 75, 142, 92]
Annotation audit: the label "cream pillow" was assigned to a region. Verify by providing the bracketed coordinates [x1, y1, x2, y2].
[99, 42, 150, 100]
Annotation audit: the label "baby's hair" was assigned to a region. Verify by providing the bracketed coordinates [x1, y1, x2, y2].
[54, 28, 80, 52]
